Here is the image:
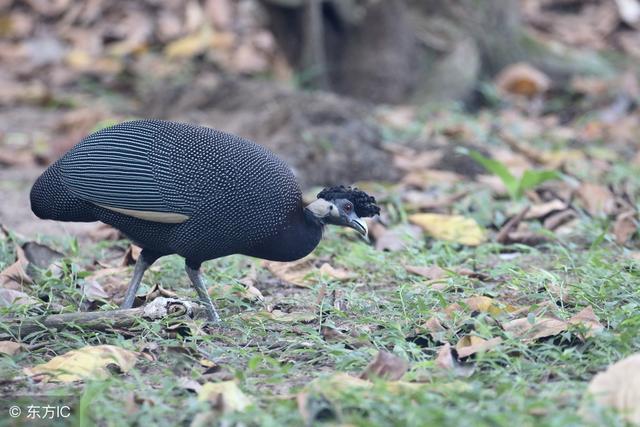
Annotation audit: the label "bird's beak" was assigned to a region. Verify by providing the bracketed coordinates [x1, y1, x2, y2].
[348, 216, 368, 238]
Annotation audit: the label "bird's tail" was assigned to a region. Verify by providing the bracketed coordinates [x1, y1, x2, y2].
[30, 160, 96, 222]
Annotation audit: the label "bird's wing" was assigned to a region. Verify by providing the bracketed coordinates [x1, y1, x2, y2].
[59, 120, 192, 223]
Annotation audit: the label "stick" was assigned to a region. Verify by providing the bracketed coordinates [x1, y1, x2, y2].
[496, 205, 530, 244]
[0, 298, 204, 339]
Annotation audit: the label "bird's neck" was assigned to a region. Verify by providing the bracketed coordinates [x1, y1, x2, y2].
[244, 209, 323, 262]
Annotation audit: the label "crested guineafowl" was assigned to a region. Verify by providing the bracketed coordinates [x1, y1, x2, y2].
[30, 120, 380, 322]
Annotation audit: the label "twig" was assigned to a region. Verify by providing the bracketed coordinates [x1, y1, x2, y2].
[0, 298, 204, 340]
[496, 205, 530, 244]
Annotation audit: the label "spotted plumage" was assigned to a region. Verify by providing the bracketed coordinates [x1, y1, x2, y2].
[30, 119, 380, 322]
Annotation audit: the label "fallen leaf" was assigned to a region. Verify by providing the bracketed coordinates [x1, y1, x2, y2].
[0, 245, 32, 288]
[85, 267, 132, 302]
[581, 353, 640, 425]
[259, 310, 317, 323]
[87, 224, 122, 241]
[318, 263, 356, 281]
[402, 170, 464, 189]
[0, 288, 38, 306]
[405, 265, 446, 281]
[503, 317, 567, 341]
[121, 245, 142, 266]
[525, 200, 567, 220]
[613, 210, 637, 245]
[504, 230, 552, 246]
[405, 265, 489, 282]
[568, 306, 604, 339]
[177, 377, 202, 393]
[81, 279, 109, 302]
[368, 222, 420, 252]
[435, 343, 475, 377]
[543, 210, 577, 231]
[402, 190, 468, 211]
[22, 241, 63, 269]
[409, 213, 486, 246]
[264, 257, 315, 287]
[198, 381, 252, 413]
[504, 307, 602, 342]
[455, 336, 502, 358]
[359, 351, 408, 381]
[0, 341, 24, 356]
[215, 282, 264, 302]
[24, 345, 138, 382]
[577, 183, 616, 217]
[445, 296, 516, 318]
[421, 317, 447, 334]
[164, 30, 211, 59]
[495, 62, 551, 97]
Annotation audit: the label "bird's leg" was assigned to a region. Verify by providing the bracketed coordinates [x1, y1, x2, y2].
[121, 250, 159, 309]
[185, 262, 221, 323]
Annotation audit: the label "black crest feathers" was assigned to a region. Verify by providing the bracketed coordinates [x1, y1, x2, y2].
[317, 186, 380, 217]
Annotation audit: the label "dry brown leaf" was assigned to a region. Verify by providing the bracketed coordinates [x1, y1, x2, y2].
[164, 29, 212, 59]
[264, 257, 315, 287]
[456, 336, 502, 358]
[86, 267, 133, 302]
[581, 353, 640, 425]
[87, 224, 122, 241]
[405, 265, 446, 281]
[0, 341, 24, 356]
[198, 381, 252, 413]
[393, 150, 442, 172]
[121, 245, 142, 266]
[503, 317, 567, 341]
[613, 210, 637, 245]
[445, 296, 517, 318]
[0, 288, 38, 307]
[495, 62, 551, 97]
[421, 317, 447, 334]
[216, 282, 264, 302]
[369, 223, 421, 252]
[402, 170, 463, 189]
[318, 263, 356, 281]
[205, 0, 234, 29]
[359, 351, 408, 381]
[81, 279, 109, 302]
[24, 345, 138, 383]
[543, 210, 577, 231]
[402, 190, 468, 211]
[504, 230, 552, 246]
[577, 183, 616, 217]
[568, 306, 604, 339]
[265, 258, 352, 287]
[0, 245, 32, 288]
[409, 213, 486, 246]
[435, 343, 475, 377]
[526, 200, 567, 220]
[504, 307, 602, 342]
[258, 310, 317, 323]
[378, 106, 417, 130]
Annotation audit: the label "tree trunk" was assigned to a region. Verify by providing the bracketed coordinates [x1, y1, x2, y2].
[261, 0, 612, 104]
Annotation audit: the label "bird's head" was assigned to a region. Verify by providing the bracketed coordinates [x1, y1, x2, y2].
[304, 186, 380, 238]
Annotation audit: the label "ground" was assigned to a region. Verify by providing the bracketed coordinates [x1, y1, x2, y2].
[1, 72, 640, 425]
[1, 1, 640, 424]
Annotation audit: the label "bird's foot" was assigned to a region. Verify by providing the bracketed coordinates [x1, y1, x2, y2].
[202, 301, 221, 323]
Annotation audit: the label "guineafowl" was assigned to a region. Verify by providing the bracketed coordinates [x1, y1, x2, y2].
[30, 120, 380, 322]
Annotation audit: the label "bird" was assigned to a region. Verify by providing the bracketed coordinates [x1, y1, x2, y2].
[30, 119, 380, 322]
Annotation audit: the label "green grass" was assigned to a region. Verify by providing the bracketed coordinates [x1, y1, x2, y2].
[1, 217, 638, 426]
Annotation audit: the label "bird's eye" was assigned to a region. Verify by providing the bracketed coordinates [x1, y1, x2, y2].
[344, 203, 353, 213]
